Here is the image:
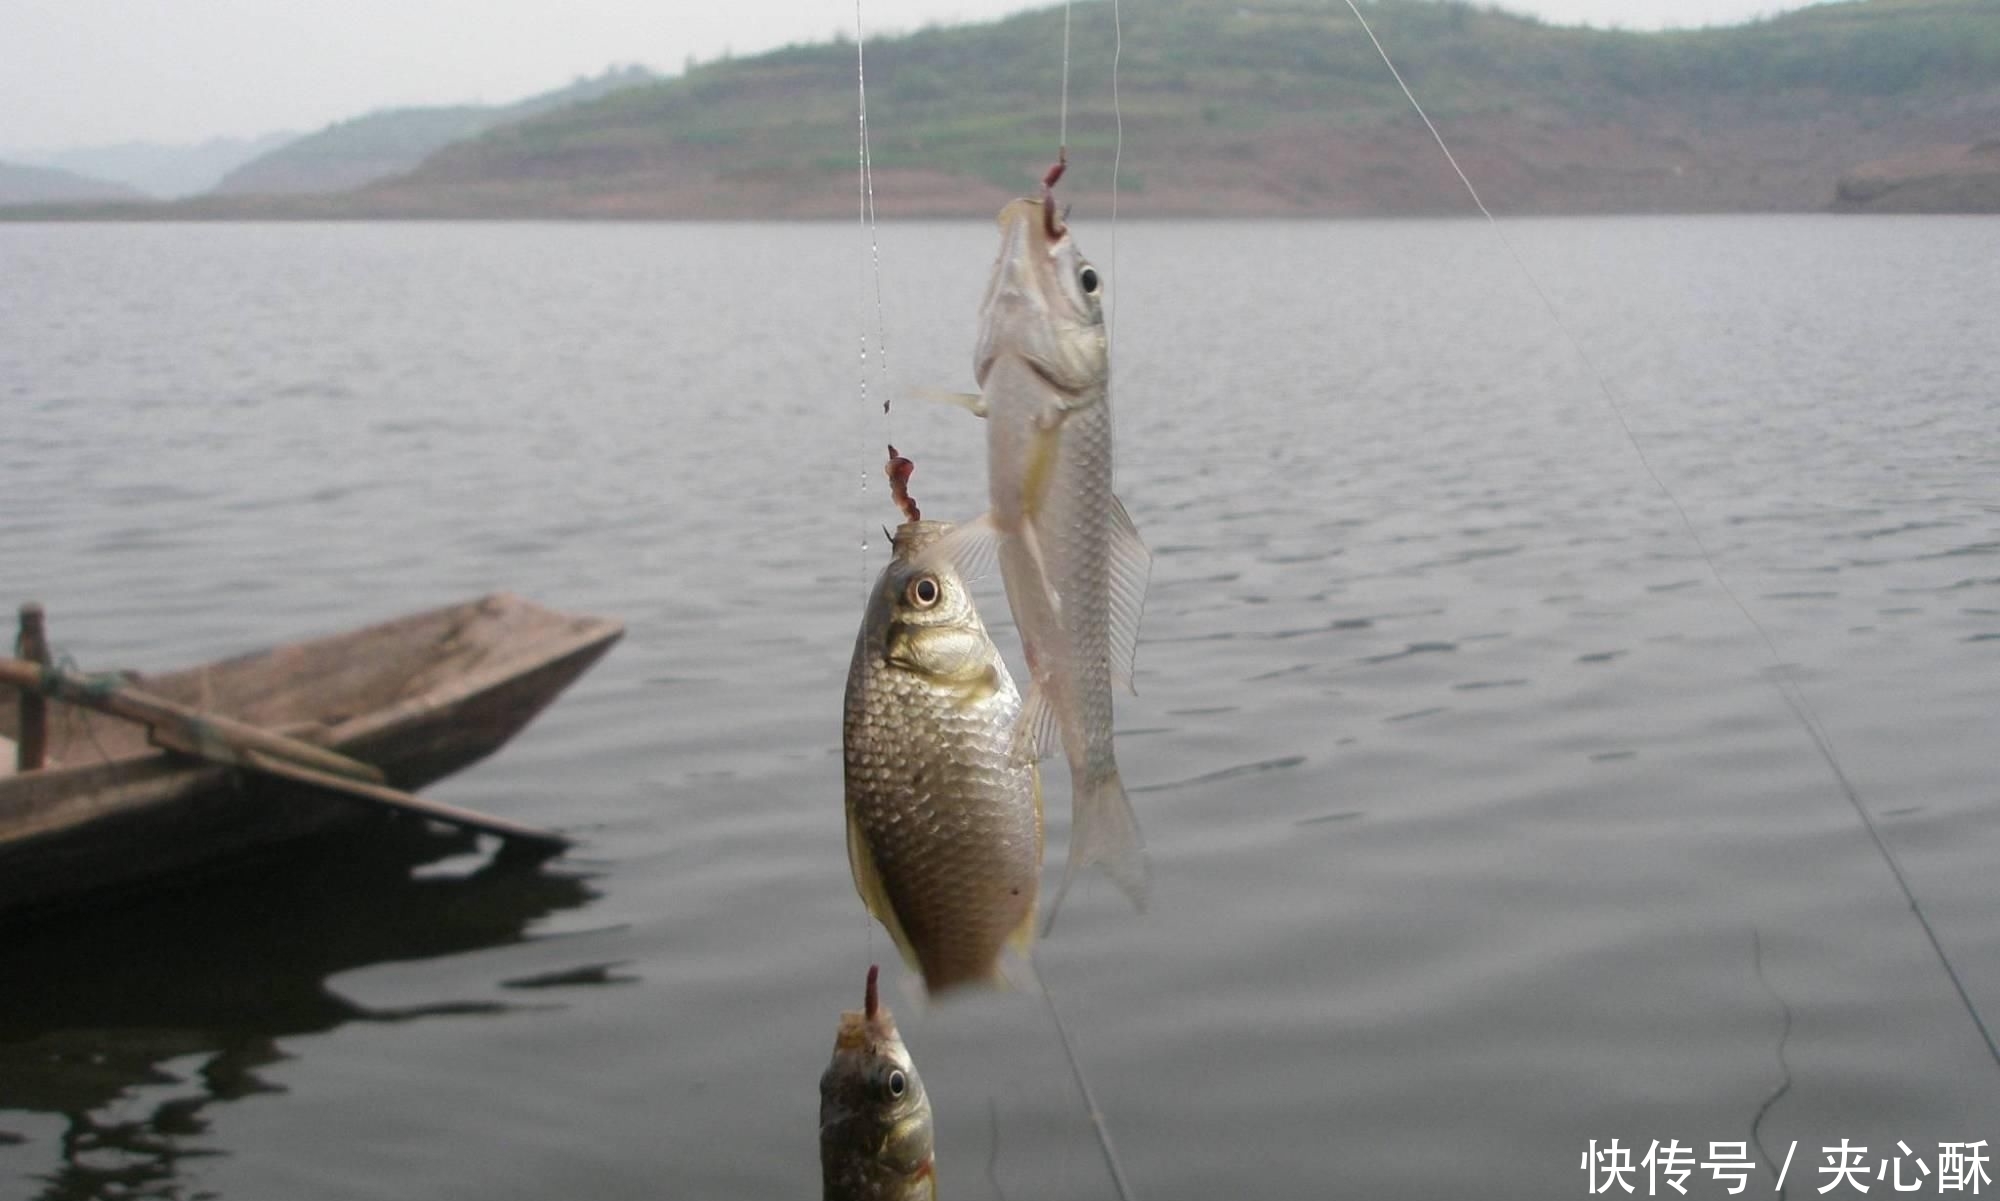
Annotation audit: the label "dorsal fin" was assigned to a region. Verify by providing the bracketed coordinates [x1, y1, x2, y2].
[1108, 494, 1151, 694]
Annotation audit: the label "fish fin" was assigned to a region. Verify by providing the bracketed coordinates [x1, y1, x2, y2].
[1005, 518, 1068, 762]
[1006, 765, 1046, 959]
[1044, 766, 1149, 935]
[1005, 946, 1044, 995]
[912, 386, 988, 418]
[894, 969, 935, 1016]
[1108, 493, 1152, 695]
[916, 512, 1000, 583]
[1000, 916, 1037, 984]
[995, 945, 1038, 993]
[1013, 682, 1061, 765]
[1019, 508, 1061, 618]
[1032, 760, 1046, 865]
[846, 811, 923, 977]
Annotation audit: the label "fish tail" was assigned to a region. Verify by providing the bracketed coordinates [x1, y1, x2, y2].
[1045, 763, 1149, 933]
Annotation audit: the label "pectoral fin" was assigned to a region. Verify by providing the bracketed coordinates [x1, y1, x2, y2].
[1017, 500, 1060, 618]
[1004, 518, 1070, 763]
[917, 512, 1000, 583]
[1108, 493, 1152, 695]
[846, 811, 922, 976]
[912, 387, 988, 418]
[1014, 683, 1061, 766]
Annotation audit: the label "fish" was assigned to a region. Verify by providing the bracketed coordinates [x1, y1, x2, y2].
[843, 518, 1043, 993]
[820, 965, 937, 1201]
[924, 188, 1152, 921]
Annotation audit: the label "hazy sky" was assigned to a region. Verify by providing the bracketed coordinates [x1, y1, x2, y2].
[3, 0, 1832, 151]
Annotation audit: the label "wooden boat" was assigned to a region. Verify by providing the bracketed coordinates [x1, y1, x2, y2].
[0, 593, 622, 922]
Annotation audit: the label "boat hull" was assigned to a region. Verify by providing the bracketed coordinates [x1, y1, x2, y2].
[0, 594, 620, 921]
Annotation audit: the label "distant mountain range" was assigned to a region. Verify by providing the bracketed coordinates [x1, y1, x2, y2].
[210, 65, 658, 196]
[4, 133, 298, 199]
[0, 160, 149, 205]
[6, 0, 1998, 219]
[0, 65, 657, 209]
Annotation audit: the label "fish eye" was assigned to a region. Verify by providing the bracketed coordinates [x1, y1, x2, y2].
[1079, 264, 1100, 295]
[885, 1069, 908, 1098]
[906, 575, 942, 609]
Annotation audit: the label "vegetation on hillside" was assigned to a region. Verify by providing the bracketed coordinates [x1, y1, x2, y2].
[373, 0, 2000, 213]
[7, 0, 1997, 218]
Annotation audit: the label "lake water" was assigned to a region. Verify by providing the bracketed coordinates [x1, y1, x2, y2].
[1, 216, 1996, 1200]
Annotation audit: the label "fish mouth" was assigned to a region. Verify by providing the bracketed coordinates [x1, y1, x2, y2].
[980, 192, 1102, 394]
[995, 199, 1046, 266]
[882, 627, 930, 673]
[832, 1011, 872, 1052]
[994, 195, 1063, 248]
[981, 203, 1062, 374]
[890, 520, 951, 558]
[885, 626, 1001, 692]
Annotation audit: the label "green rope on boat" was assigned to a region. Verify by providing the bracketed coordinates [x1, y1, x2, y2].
[43, 652, 126, 703]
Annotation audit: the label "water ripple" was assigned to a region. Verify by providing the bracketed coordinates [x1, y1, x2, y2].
[1132, 754, 1307, 795]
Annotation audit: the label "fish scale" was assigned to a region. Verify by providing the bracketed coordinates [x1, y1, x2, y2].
[843, 521, 1042, 994]
[934, 196, 1153, 920]
[1044, 383, 1118, 785]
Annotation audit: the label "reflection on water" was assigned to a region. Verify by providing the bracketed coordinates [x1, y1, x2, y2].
[0, 827, 600, 1200]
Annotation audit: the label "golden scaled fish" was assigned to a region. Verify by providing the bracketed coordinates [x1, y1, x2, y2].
[924, 186, 1153, 923]
[820, 965, 937, 1201]
[843, 519, 1042, 994]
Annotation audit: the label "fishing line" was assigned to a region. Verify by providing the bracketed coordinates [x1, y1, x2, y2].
[1060, 1, 1074, 153]
[1033, 953, 1138, 1201]
[854, 0, 892, 425]
[854, 0, 884, 965]
[1748, 927, 1795, 1201]
[1043, 10, 1134, 1197]
[1337, 0, 2000, 1070]
[854, 0, 874, 556]
[1039, 10, 1135, 1197]
[1108, 0, 1124, 349]
[987, 1096, 1010, 1201]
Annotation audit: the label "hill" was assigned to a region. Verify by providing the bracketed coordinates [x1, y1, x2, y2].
[9, 0, 1999, 219]
[340, 0, 2000, 217]
[0, 161, 148, 206]
[1834, 141, 2000, 212]
[210, 64, 659, 196]
[5, 133, 298, 199]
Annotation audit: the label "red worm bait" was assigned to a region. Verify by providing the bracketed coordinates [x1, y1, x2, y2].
[1042, 148, 1067, 241]
[885, 445, 920, 523]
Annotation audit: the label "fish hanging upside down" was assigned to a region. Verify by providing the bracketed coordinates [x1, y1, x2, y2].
[820, 965, 937, 1201]
[922, 174, 1153, 925]
[843, 517, 1043, 994]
